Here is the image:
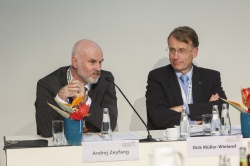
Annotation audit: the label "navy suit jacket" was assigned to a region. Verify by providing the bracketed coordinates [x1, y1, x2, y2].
[146, 64, 227, 130]
[35, 66, 118, 137]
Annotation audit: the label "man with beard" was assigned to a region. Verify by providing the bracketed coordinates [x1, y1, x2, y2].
[35, 39, 118, 137]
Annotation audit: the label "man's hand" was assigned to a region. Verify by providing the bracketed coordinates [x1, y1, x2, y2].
[58, 79, 86, 101]
[170, 105, 183, 113]
[209, 93, 219, 102]
[195, 121, 202, 125]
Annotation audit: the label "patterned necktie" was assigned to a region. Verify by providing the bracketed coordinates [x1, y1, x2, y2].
[180, 75, 189, 95]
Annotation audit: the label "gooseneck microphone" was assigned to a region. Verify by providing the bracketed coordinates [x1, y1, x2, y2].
[105, 77, 157, 142]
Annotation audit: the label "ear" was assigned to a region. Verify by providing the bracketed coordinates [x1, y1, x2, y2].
[192, 47, 198, 58]
[71, 56, 78, 68]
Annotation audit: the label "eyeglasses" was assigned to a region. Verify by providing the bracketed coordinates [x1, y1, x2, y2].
[165, 47, 196, 55]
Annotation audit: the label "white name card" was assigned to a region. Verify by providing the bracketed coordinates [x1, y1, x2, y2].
[186, 135, 242, 157]
[82, 140, 139, 162]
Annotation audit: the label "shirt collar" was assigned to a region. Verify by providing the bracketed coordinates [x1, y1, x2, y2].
[85, 83, 91, 91]
[68, 67, 91, 90]
[175, 66, 193, 80]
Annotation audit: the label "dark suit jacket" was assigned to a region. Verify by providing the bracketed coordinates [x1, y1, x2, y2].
[35, 66, 118, 137]
[146, 64, 227, 130]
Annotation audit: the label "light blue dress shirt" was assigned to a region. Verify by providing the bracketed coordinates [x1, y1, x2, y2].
[175, 66, 195, 124]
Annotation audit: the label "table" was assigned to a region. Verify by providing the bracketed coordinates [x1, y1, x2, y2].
[4, 130, 249, 166]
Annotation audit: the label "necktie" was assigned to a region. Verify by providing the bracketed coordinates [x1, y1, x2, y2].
[180, 75, 189, 95]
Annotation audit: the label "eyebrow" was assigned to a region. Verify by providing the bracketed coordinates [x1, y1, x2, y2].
[169, 47, 187, 50]
[89, 58, 104, 62]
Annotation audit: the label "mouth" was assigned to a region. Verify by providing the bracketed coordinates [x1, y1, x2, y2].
[172, 62, 180, 65]
[91, 72, 101, 77]
[172, 60, 182, 65]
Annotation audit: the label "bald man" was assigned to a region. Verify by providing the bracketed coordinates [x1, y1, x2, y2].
[35, 39, 118, 137]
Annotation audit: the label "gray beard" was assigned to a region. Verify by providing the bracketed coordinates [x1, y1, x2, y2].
[77, 70, 100, 84]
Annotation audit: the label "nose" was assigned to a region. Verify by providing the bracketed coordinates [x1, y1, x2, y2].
[172, 52, 179, 59]
[94, 62, 101, 71]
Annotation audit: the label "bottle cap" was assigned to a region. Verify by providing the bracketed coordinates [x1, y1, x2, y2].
[213, 105, 218, 108]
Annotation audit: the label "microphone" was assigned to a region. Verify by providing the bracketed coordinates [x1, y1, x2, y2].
[105, 77, 157, 142]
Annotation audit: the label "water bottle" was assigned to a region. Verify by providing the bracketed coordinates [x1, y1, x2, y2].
[101, 108, 112, 140]
[211, 105, 221, 136]
[221, 103, 231, 135]
[180, 106, 190, 138]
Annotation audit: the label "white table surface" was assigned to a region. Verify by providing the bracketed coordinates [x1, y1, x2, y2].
[3, 127, 246, 166]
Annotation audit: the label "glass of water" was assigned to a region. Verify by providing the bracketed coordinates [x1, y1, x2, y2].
[52, 120, 66, 146]
[202, 114, 212, 136]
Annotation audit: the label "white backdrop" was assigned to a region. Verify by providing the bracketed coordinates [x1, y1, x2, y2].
[1, 1, 250, 165]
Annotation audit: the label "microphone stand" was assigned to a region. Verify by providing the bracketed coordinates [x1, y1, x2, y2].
[106, 77, 157, 142]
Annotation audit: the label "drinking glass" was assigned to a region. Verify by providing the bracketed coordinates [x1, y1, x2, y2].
[52, 120, 66, 146]
[202, 114, 212, 136]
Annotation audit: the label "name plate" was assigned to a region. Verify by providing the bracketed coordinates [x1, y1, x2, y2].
[186, 135, 242, 157]
[82, 140, 139, 162]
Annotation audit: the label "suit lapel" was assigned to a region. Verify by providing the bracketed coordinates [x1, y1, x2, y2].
[192, 66, 203, 103]
[167, 66, 183, 106]
[88, 86, 94, 97]
[60, 67, 70, 87]
[59, 67, 71, 101]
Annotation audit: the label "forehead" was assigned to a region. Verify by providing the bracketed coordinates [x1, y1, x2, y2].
[82, 47, 103, 60]
[168, 36, 191, 49]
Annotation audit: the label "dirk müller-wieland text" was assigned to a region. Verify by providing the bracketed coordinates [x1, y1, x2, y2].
[193, 144, 236, 150]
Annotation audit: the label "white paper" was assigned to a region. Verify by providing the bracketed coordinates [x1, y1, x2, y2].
[189, 125, 242, 136]
[83, 134, 102, 142]
[186, 135, 242, 157]
[111, 132, 144, 140]
[190, 125, 203, 133]
[82, 140, 139, 162]
[231, 125, 241, 135]
[82, 132, 144, 142]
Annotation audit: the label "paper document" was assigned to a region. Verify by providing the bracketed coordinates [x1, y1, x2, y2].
[111, 132, 144, 140]
[231, 125, 241, 135]
[190, 125, 203, 133]
[189, 125, 242, 136]
[83, 132, 144, 142]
